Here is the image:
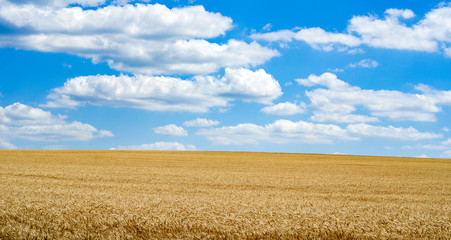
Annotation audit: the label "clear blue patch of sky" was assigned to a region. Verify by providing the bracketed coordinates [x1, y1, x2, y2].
[0, 0, 450, 157]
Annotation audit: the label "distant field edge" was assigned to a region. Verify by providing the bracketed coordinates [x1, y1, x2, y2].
[0, 149, 449, 160]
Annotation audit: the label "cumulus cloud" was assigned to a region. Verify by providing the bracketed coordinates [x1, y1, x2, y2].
[197, 119, 441, 146]
[347, 59, 379, 68]
[262, 23, 272, 31]
[347, 8, 439, 52]
[0, 2, 229, 38]
[0, 139, 17, 149]
[346, 123, 442, 140]
[251, 27, 361, 52]
[0, 103, 112, 143]
[183, 118, 219, 127]
[1, 36, 278, 75]
[44, 68, 282, 112]
[0, 1, 278, 75]
[403, 144, 448, 150]
[310, 113, 379, 123]
[251, 5, 451, 56]
[442, 138, 451, 145]
[8, 0, 109, 8]
[408, 137, 451, 158]
[111, 141, 196, 150]
[260, 102, 306, 116]
[402, 138, 451, 158]
[384, 9, 415, 19]
[4, 122, 113, 141]
[327, 68, 344, 73]
[297, 72, 451, 123]
[0, 102, 65, 125]
[294, 28, 361, 49]
[197, 119, 355, 145]
[445, 47, 451, 57]
[154, 124, 188, 136]
[297, 72, 349, 89]
[441, 150, 451, 158]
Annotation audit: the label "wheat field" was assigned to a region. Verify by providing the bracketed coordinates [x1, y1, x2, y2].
[0, 150, 450, 239]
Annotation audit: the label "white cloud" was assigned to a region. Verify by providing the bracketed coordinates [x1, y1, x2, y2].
[441, 150, 451, 158]
[7, 0, 109, 8]
[197, 118, 442, 146]
[210, 68, 282, 104]
[111, 141, 196, 151]
[445, 47, 451, 57]
[384, 8, 415, 19]
[416, 154, 429, 158]
[406, 144, 448, 150]
[442, 138, 451, 145]
[443, 127, 450, 132]
[262, 23, 272, 31]
[0, 102, 65, 125]
[0, 2, 230, 38]
[251, 29, 296, 42]
[0, 1, 278, 75]
[251, 27, 361, 52]
[0, 36, 278, 76]
[346, 48, 365, 54]
[296, 72, 350, 89]
[197, 119, 355, 145]
[0, 103, 112, 142]
[310, 113, 379, 123]
[154, 124, 188, 136]
[297, 72, 451, 123]
[284, 81, 293, 87]
[347, 59, 379, 68]
[414, 83, 451, 106]
[198, 123, 265, 145]
[347, 9, 438, 52]
[260, 102, 306, 116]
[347, 123, 442, 140]
[5, 122, 113, 141]
[294, 28, 361, 51]
[0, 139, 17, 149]
[44, 68, 282, 112]
[402, 139, 451, 154]
[62, 63, 72, 69]
[327, 68, 344, 73]
[251, 5, 451, 56]
[332, 152, 345, 155]
[183, 118, 219, 127]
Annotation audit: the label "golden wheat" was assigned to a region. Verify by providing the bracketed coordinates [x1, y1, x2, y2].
[0, 150, 450, 239]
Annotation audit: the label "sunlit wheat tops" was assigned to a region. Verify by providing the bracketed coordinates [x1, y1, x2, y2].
[0, 150, 450, 239]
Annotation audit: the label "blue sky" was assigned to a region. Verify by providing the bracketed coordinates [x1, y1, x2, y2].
[1, 0, 451, 158]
